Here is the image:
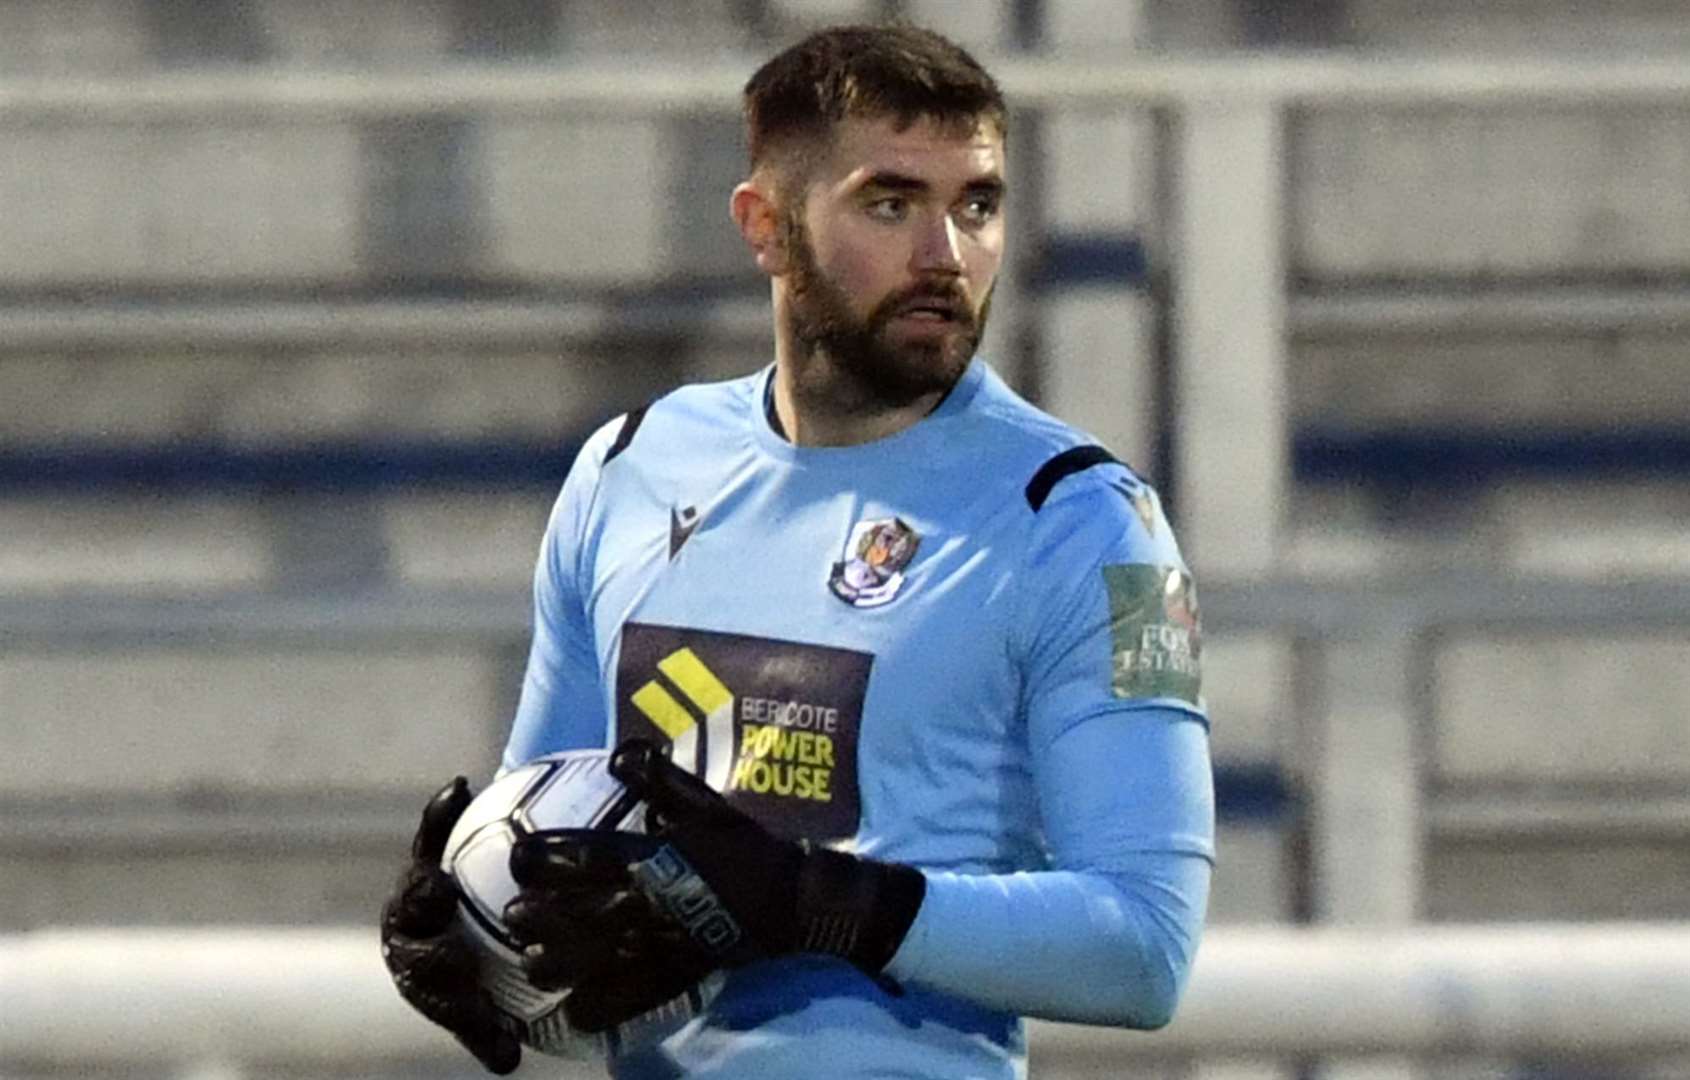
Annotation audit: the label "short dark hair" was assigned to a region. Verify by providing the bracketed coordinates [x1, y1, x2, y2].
[742, 24, 1007, 173]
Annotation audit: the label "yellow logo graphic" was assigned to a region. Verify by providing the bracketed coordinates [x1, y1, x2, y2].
[631, 647, 736, 791]
[632, 648, 836, 804]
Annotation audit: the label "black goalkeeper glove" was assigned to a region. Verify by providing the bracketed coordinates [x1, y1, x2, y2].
[612, 738, 926, 978]
[379, 777, 522, 1076]
[503, 740, 926, 1034]
[504, 829, 721, 1034]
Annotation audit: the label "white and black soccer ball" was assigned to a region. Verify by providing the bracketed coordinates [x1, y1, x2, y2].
[441, 748, 723, 1059]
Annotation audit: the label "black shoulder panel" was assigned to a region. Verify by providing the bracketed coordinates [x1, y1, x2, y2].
[1024, 444, 1122, 511]
[603, 404, 649, 465]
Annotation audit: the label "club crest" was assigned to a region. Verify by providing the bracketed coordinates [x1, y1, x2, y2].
[828, 517, 920, 608]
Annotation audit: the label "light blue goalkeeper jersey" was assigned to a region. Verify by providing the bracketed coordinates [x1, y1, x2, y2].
[504, 359, 1214, 1079]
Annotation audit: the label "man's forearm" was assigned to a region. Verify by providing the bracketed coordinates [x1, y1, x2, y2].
[884, 856, 1211, 1027]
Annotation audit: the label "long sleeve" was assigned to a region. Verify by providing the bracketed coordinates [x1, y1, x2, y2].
[886, 468, 1215, 1026]
[885, 703, 1212, 1026]
[501, 419, 621, 770]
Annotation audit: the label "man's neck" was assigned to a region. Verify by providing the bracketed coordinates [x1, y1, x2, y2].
[769, 349, 948, 448]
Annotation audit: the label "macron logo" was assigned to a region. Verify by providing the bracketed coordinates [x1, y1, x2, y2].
[669, 505, 701, 559]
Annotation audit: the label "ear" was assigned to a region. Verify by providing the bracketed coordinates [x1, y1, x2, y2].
[730, 180, 790, 277]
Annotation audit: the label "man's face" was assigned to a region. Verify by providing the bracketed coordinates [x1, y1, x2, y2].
[781, 115, 1006, 406]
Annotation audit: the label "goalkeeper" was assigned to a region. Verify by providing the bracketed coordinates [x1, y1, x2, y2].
[382, 21, 1213, 1079]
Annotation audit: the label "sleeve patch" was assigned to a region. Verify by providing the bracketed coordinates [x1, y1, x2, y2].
[1104, 564, 1202, 705]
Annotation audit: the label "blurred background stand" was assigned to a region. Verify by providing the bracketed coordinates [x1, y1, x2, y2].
[7, 2, 1690, 1078]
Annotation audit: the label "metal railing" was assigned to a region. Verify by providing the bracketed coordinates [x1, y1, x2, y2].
[6, 923, 1690, 1073]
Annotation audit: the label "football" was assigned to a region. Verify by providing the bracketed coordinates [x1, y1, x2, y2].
[441, 748, 723, 1058]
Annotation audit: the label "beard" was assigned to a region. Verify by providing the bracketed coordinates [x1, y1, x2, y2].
[783, 215, 992, 411]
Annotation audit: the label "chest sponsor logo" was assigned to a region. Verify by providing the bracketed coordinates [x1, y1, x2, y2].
[828, 516, 920, 608]
[615, 622, 873, 842]
[1104, 564, 1202, 706]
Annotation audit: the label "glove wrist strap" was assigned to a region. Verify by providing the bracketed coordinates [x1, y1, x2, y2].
[795, 848, 926, 974]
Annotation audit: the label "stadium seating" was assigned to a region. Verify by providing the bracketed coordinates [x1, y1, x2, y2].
[3, 0, 1688, 968]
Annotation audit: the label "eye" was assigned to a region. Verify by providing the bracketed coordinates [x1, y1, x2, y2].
[955, 193, 1000, 228]
[865, 196, 908, 223]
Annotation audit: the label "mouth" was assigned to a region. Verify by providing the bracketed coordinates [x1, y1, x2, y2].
[894, 297, 966, 324]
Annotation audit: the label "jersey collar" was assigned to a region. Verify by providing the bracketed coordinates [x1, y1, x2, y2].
[751, 359, 988, 469]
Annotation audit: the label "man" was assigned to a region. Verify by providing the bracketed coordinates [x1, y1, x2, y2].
[382, 23, 1214, 1079]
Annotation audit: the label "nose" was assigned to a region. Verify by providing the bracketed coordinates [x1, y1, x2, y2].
[912, 211, 963, 275]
